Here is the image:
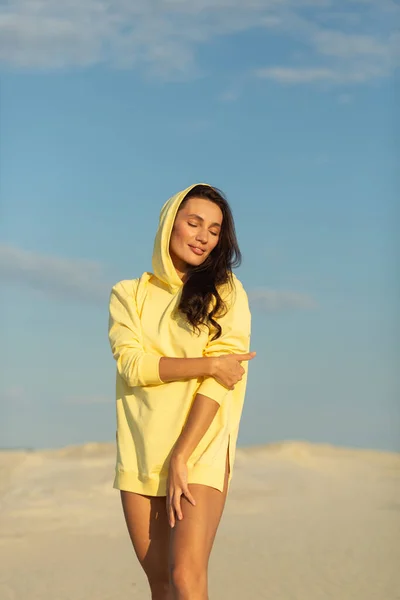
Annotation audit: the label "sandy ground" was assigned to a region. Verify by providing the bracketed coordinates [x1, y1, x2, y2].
[0, 440, 399, 600]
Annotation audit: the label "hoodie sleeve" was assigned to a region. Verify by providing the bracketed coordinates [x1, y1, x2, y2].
[108, 280, 163, 387]
[196, 278, 251, 406]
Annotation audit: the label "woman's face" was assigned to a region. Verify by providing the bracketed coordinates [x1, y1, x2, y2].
[169, 196, 223, 277]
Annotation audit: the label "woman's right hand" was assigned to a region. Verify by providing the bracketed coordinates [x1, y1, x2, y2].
[209, 352, 256, 390]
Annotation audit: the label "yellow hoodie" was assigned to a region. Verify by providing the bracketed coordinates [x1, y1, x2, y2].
[108, 183, 252, 495]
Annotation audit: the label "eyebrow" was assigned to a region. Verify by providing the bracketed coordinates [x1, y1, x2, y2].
[187, 213, 222, 228]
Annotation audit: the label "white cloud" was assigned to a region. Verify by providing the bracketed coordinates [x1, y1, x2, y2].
[0, 244, 315, 312]
[248, 289, 318, 312]
[218, 89, 241, 103]
[313, 30, 389, 59]
[0, 0, 398, 85]
[0, 244, 111, 303]
[338, 93, 353, 104]
[0, 0, 285, 75]
[256, 58, 395, 84]
[65, 394, 111, 405]
[1, 385, 25, 401]
[256, 66, 339, 83]
[0, 385, 32, 406]
[256, 23, 399, 86]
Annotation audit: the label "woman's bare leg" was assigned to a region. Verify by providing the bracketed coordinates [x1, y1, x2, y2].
[169, 451, 230, 600]
[120, 491, 172, 600]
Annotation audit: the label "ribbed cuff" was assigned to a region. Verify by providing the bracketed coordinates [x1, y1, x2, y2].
[140, 354, 163, 385]
[196, 377, 230, 406]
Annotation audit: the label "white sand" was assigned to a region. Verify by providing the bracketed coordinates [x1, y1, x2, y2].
[0, 440, 399, 599]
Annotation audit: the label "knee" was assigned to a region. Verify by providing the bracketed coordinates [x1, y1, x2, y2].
[169, 563, 207, 597]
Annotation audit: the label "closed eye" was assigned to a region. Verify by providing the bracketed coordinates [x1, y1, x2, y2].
[188, 222, 219, 237]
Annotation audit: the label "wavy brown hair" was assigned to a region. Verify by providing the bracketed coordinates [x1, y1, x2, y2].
[176, 184, 242, 340]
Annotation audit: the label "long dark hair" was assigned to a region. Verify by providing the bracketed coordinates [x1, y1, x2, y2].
[177, 184, 242, 340]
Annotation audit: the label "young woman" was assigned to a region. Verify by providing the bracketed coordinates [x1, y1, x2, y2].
[108, 183, 255, 600]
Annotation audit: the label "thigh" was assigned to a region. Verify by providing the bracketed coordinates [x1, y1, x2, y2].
[169, 450, 230, 569]
[120, 491, 170, 581]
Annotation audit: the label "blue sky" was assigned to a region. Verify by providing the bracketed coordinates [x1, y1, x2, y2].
[1, 0, 399, 452]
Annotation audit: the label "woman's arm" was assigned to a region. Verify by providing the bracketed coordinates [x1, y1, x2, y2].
[158, 354, 254, 384]
[110, 278, 254, 391]
[166, 278, 254, 527]
[109, 281, 163, 387]
[171, 392, 219, 462]
[109, 282, 213, 386]
[158, 356, 213, 382]
[166, 392, 219, 527]
[109, 281, 253, 388]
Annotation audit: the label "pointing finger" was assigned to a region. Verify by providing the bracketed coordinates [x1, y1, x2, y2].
[234, 352, 256, 362]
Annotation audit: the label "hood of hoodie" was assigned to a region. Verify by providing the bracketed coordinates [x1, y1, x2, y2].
[152, 183, 213, 293]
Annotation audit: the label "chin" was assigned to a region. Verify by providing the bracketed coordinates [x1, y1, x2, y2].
[185, 251, 208, 266]
[186, 256, 205, 268]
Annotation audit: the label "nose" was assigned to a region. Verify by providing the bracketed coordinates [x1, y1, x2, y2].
[195, 228, 208, 244]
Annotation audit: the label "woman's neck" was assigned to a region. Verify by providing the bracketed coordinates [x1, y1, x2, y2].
[171, 255, 189, 282]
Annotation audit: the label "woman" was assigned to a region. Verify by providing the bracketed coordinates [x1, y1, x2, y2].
[108, 183, 255, 600]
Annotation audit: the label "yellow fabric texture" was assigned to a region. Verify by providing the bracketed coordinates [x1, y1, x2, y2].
[108, 183, 252, 495]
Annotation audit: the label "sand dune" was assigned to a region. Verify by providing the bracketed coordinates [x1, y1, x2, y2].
[1, 440, 399, 599]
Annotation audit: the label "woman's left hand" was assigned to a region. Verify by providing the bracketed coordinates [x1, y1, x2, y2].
[166, 453, 196, 528]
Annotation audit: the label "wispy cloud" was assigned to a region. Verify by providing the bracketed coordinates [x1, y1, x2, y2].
[1, 385, 25, 402]
[64, 394, 111, 405]
[256, 19, 399, 86]
[1, 244, 315, 312]
[218, 89, 241, 103]
[0, 0, 398, 85]
[0, 0, 285, 75]
[0, 385, 32, 407]
[248, 289, 318, 312]
[256, 66, 340, 84]
[337, 92, 353, 104]
[0, 244, 111, 303]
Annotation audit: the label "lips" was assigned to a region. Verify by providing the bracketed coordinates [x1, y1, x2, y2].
[188, 245, 205, 256]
